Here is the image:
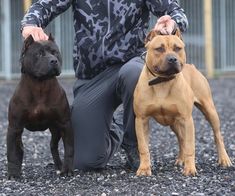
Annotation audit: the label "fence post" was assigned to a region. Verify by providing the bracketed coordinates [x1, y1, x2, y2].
[204, 0, 214, 78]
[23, 0, 32, 13]
[2, 0, 11, 80]
[220, 0, 226, 71]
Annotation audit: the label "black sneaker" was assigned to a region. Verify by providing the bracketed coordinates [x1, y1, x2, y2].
[122, 144, 140, 171]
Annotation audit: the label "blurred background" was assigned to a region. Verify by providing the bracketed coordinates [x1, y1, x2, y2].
[0, 0, 234, 80]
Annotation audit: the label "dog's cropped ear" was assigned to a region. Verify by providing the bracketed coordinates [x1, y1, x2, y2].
[21, 35, 34, 57]
[24, 35, 34, 49]
[20, 35, 34, 69]
[48, 33, 55, 42]
[172, 28, 183, 40]
[145, 30, 158, 44]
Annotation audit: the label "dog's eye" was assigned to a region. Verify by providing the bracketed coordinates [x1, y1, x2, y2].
[154, 47, 165, 53]
[51, 50, 58, 55]
[37, 51, 45, 58]
[174, 46, 182, 52]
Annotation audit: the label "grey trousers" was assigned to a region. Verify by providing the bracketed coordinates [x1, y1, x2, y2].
[71, 56, 144, 169]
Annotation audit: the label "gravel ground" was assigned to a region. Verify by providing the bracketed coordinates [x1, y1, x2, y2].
[0, 77, 234, 196]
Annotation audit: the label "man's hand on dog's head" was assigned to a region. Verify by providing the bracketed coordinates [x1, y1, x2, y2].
[22, 26, 48, 41]
[154, 15, 176, 35]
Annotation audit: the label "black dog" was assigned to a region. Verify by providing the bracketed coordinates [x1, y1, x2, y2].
[7, 34, 74, 179]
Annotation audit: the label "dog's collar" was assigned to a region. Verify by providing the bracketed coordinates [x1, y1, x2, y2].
[145, 63, 176, 86]
[141, 51, 176, 86]
[148, 75, 176, 86]
[21, 73, 56, 81]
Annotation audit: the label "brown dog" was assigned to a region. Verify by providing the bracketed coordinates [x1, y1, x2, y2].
[133, 30, 232, 176]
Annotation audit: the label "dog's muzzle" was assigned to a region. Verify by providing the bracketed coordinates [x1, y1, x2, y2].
[161, 54, 181, 76]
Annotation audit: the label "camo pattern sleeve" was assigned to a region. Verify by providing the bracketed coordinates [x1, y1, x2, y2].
[21, 0, 72, 28]
[146, 0, 188, 32]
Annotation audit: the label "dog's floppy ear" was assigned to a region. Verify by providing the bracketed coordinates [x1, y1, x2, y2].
[48, 33, 55, 42]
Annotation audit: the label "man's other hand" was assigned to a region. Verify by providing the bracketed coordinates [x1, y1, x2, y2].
[154, 15, 176, 35]
[22, 26, 48, 41]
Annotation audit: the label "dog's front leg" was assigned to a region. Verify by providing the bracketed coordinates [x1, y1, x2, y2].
[7, 126, 24, 180]
[170, 125, 184, 166]
[49, 128, 62, 173]
[60, 120, 74, 176]
[180, 117, 197, 176]
[135, 116, 151, 176]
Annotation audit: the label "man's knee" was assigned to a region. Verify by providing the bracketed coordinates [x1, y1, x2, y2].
[119, 57, 143, 81]
[74, 149, 110, 170]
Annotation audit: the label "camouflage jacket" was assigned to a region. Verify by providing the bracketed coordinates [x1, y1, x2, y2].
[21, 0, 188, 79]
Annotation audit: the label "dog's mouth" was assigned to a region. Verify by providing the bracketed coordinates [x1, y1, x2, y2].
[32, 69, 61, 80]
[153, 63, 182, 77]
[49, 67, 61, 76]
[146, 61, 181, 86]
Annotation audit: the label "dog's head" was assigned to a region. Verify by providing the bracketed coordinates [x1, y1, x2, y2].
[144, 28, 186, 77]
[20, 34, 62, 80]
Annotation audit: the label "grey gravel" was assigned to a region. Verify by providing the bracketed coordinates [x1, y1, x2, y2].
[0, 77, 235, 195]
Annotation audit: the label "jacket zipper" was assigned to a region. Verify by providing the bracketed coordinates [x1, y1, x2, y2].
[102, 0, 111, 60]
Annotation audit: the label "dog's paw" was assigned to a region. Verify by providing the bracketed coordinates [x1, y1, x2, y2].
[175, 158, 184, 166]
[60, 171, 74, 177]
[182, 165, 197, 176]
[136, 165, 152, 176]
[218, 155, 232, 167]
[60, 167, 74, 177]
[7, 174, 21, 181]
[56, 170, 61, 175]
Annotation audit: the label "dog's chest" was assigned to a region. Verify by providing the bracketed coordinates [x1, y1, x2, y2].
[146, 98, 191, 126]
[25, 103, 55, 131]
[31, 104, 47, 117]
[147, 99, 181, 125]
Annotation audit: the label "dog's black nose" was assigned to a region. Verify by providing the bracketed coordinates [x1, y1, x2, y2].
[167, 56, 177, 64]
[50, 59, 58, 66]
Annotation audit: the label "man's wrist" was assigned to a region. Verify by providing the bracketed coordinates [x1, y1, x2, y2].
[20, 24, 38, 33]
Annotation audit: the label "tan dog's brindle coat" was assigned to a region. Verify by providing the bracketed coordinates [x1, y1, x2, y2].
[133, 30, 232, 176]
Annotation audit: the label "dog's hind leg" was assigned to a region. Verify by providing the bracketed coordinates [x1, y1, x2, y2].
[49, 128, 62, 173]
[170, 125, 184, 166]
[7, 126, 24, 180]
[135, 116, 151, 176]
[195, 99, 232, 167]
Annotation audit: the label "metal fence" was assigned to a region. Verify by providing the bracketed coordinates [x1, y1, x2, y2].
[0, 1, 1, 74]
[0, 0, 235, 79]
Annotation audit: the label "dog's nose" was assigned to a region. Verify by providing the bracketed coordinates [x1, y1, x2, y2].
[167, 56, 177, 64]
[50, 59, 58, 66]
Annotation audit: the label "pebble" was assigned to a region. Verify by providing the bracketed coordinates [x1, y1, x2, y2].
[231, 186, 235, 192]
[120, 171, 126, 175]
[194, 193, 205, 196]
[97, 175, 105, 181]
